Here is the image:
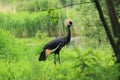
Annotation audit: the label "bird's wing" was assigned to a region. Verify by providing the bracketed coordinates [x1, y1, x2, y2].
[52, 43, 62, 52]
[43, 38, 63, 50]
[53, 41, 65, 54]
[45, 43, 62, 57]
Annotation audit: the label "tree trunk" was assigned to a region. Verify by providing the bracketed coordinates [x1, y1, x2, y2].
[105, 0, 120, 37]
[105, 0, 120, 79]
[94, 0, 120, 63]
[105, 0, 120, 63]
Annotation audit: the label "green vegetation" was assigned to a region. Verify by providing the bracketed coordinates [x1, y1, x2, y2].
[0, 0, 120, 80]
[0, 28, 119, 80]
[0, 10, 66, 37]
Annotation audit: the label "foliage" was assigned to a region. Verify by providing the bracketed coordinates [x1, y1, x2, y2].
[0, 29, 119, 80]
[16, 0, 61, 12]
[113, 0, 120, 17]
[0, 10, 66, 37]
[0, 0, 120, 79]
[35, 30, 48, 39]
[0, 0, 111, 43]
[0, 28, 18, 60]
[0, 35, 120, 80]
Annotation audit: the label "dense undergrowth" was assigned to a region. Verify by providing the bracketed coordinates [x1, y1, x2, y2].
[0, 0, 120, 79]
[0, 28, 120, 80]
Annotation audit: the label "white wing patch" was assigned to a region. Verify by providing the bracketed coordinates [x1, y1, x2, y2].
[45, 49, 52, 57]
[45, 43, 62, 57]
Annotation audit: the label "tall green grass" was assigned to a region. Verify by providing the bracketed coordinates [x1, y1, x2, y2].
[0, 10, 66, 37]
[0, 28, 17, 60]
[0, 28, 120, 80]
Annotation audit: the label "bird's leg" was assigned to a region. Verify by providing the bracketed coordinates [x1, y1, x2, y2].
[54, 53, 56, 65]
[58, 53, 61, 64]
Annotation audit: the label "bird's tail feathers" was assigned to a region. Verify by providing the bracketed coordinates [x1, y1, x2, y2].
[39, 50, 46, 61]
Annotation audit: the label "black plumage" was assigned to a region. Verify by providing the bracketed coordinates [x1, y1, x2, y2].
[39, 21, 72, 64]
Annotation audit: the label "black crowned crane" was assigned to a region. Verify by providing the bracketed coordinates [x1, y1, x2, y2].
[39, 21, 72, 65]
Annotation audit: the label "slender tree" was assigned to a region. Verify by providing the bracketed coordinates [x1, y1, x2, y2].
[94, 0, 120, 63]
[105, 0, 120, 63]
[105, 0, 120, 37]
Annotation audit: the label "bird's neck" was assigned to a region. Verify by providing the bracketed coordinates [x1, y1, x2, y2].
[64, 27, 71, 44]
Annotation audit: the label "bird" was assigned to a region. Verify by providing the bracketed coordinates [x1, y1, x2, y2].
[39, 21, 72, 65]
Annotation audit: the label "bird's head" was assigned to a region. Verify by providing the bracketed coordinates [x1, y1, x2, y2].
[67, 21, 72, 28]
